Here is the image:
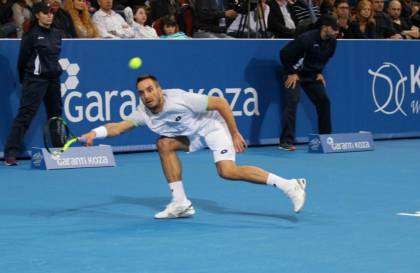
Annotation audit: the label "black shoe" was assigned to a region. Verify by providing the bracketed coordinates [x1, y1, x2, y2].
[278, 143, 296, 151]
[4, 155, 17, 166]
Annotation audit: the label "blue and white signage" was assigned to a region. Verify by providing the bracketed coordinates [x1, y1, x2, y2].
[1, 39, 419, 157]
[31, 146, 116, 170]
[308, 132, 374, 153]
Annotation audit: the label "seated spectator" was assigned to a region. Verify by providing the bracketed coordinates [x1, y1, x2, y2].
[372, 0, 402, 38]
[228, 0, 271, 37]
[46, 0, 77, 38]
[92, 0, 134, 38]
[0, 0, 17, 37]
[411, 0, 420, 27]
[267, 0, 297, 38]
[12, 0, 31, 37]
[388, 0, 419, 38]
[290, 0, 321, 34]
[320, 0, 335, 15]
[64, 0, 99, 37]
[149, 0, 176, 23]
[349, 0, 376, 38]
[193, 0, 238, 38]
[159, 14, 189, 38]
[124, 5, 159, 38]
[333, 0, 353, 38]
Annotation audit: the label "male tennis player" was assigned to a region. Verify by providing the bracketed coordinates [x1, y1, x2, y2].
[82, 75, 306, 219]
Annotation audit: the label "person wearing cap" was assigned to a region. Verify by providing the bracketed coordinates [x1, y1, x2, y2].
[278, 14, 338, 151]
[3, 2, 63, 166]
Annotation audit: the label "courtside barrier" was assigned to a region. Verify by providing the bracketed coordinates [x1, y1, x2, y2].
[1, 39, 419, 158]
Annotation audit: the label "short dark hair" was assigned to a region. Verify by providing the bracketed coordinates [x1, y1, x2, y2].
[132, 5, 149, 16]
[334, 0, 349, 8]
[160, 15, 177, 34]
[136, 74, 160, 87]
[161, 15, 177, 27]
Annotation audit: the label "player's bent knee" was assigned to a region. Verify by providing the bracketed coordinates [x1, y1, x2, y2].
[156, 137, 176, 152]
[217, 167, 240, 181]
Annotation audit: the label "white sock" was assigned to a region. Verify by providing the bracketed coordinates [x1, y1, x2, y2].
[266, 173, 294, 192]
[169, 181, 188, 203]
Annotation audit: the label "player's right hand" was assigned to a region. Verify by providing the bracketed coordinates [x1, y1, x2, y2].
[81, 131, 96, 146]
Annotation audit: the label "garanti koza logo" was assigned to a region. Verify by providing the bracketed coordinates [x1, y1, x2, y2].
[59, 58, 80, 96]
[368, 62, 420, 116]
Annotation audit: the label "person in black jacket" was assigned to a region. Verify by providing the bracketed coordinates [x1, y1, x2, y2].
[278, 14, 338, 151]
[3, 2, 63, 166]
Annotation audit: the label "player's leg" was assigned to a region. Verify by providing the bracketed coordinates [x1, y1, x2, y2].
[301, 81, 332, 134]
[206, 126, 306, 213]
[215, 160, 306, 213]
[154, 136, 195, 219]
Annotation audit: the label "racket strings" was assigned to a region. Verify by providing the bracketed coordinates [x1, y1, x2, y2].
[44, 117, 71, 151]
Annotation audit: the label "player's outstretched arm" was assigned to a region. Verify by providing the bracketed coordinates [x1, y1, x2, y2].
[81, 120, 135, 146]
[207, 96, 247, 153]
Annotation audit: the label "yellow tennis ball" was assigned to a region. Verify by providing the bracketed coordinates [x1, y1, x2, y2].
[128, 57, 142, 69]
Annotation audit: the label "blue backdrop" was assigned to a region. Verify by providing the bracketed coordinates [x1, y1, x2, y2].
[1, 39, 419, 157]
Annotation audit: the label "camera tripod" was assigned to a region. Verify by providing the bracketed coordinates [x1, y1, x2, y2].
[235, 0, 269, 38]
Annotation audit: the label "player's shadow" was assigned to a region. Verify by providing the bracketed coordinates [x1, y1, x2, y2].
[0, 196, 299, 225]
[113, 196, 299, 223]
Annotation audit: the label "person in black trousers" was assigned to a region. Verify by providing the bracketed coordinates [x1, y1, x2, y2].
[278, 14, 338, 151]
[4, 2, 63, 166]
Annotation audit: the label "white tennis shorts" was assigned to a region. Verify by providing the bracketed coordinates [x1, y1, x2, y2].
[188, 120, 236, 163]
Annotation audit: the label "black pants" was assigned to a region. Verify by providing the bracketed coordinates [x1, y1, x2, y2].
[4, 76, 62, 156]
[280, 77, 332, 145]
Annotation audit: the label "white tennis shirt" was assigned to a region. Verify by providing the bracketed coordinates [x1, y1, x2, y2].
[126, 89, 223, 137]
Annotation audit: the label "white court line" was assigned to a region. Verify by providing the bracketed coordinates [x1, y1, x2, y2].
[397, 211, 420, 217]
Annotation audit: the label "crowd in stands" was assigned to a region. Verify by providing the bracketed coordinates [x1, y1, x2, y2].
[0, 0, 419, 38]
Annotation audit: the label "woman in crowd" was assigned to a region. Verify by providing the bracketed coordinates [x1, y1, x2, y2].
[64, 0, 98, 38]
[349, 0, 376, 38]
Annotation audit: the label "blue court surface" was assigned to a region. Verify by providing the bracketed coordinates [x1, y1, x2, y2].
[1, 139, 419, 273]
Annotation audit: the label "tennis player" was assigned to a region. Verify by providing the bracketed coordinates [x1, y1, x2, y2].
[82, 75, 306, 219]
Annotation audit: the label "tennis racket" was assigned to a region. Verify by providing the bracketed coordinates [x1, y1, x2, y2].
[43, 117, 85, 156]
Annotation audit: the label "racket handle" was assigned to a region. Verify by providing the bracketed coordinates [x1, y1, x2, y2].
[78, 136, 87, 143]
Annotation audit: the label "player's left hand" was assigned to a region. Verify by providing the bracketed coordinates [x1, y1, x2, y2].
[316, 73, 326, 87]
[232, 132, 247, 153]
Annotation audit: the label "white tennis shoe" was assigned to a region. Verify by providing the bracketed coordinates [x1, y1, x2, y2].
[285, 178, 306, 213]
[154, 200, 195, 219]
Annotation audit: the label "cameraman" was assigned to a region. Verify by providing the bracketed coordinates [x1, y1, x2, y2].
[194, 0, 238, 38]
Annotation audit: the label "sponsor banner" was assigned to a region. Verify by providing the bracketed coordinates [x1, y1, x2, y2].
[308, 132, 374, 153]
[0, 39, 419, 157]
[31, 146, 116, 170]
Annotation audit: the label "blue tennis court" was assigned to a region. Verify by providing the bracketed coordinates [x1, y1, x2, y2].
[1, 139, 419, 273]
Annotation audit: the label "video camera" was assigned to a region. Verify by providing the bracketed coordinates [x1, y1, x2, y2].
[234, 0, 260, 14]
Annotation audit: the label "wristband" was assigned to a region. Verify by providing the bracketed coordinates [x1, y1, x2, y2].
[92, 126, 107, 139]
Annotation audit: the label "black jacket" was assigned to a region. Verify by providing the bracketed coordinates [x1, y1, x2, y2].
[194, 0, 235, 33]
[280, 29, 336, 76]
[18, 24, 63, 83]
[267, 0, 297, 38]
[52, 9, 77, 38]
[374, 12, 397, 38]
